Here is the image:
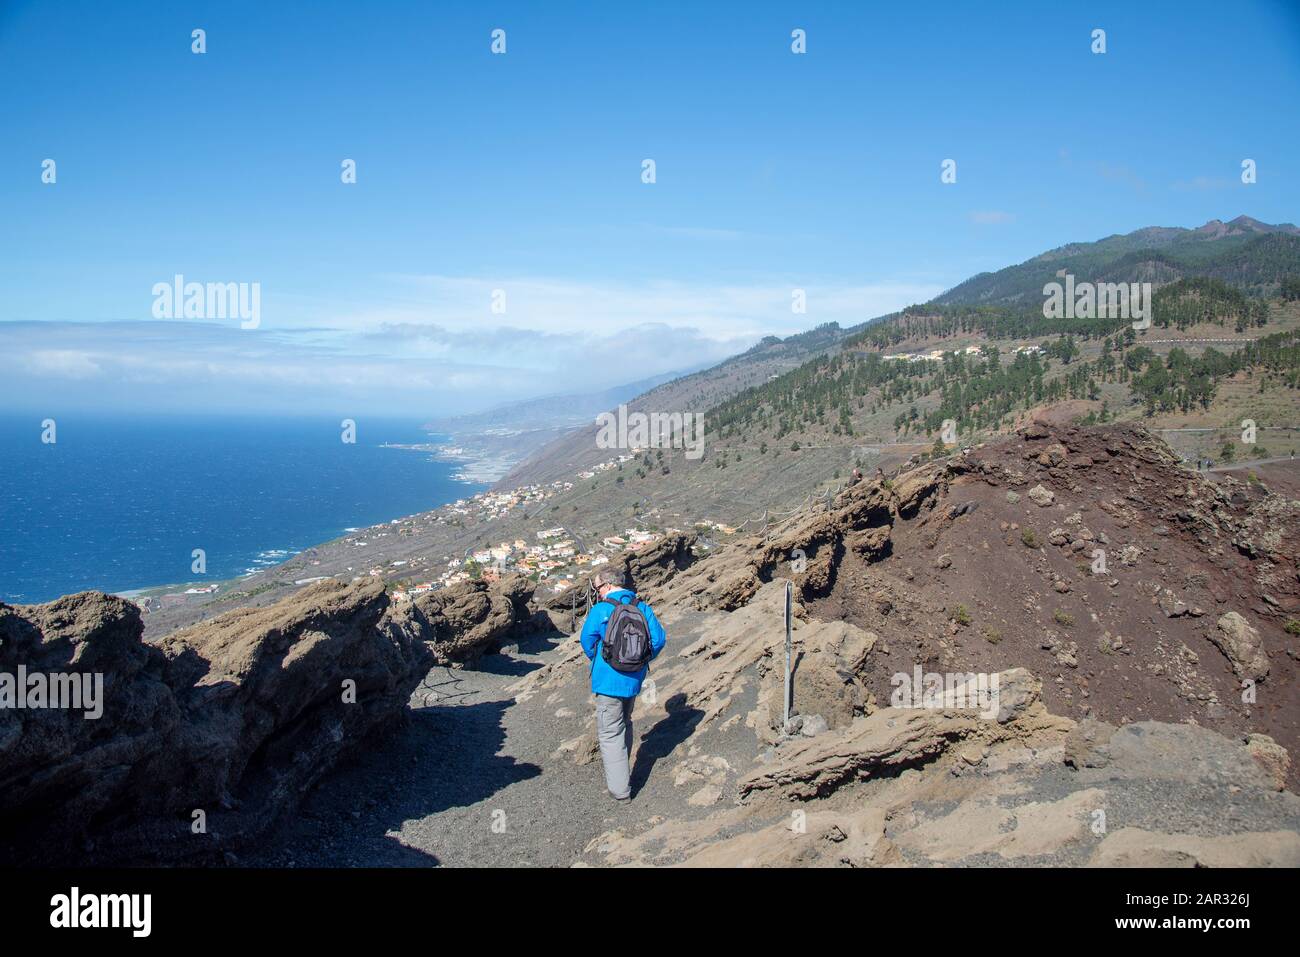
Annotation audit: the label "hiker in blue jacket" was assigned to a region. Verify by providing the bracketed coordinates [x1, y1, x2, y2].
[579, 566, 667, 801]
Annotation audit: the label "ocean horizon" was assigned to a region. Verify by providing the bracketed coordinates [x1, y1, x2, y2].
[0, 414, 485, 604]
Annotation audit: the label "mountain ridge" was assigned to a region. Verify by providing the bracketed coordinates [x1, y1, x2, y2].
[936, 216, 1300, 306]
[498, 216, 1300, 493]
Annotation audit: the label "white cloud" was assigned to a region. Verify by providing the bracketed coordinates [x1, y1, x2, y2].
[0, 321, 526, 416]
[0, 271, 943, 416]
[348, 274, 942, 341]
[23, 349, 102, 379]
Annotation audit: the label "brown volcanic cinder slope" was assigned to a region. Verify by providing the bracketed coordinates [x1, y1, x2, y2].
[643, 422, 1298, 786]
[834, 424, 1298, 777]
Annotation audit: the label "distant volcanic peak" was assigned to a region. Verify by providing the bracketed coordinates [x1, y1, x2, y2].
[1223, 214, 1300, 233]
[1196, 215, 1299, 237]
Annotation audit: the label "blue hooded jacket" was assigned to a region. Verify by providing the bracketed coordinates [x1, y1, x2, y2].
[579, 588, 666, 698]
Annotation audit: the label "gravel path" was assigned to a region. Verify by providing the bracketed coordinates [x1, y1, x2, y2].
[244, 617, 726, 867]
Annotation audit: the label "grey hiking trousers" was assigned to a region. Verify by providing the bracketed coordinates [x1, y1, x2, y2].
[594, 693, 635, 799]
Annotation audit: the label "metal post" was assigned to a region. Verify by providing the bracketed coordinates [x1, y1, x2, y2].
[783, 580, 793, 730]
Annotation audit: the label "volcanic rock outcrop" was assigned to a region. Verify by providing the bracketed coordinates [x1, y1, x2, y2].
[0, 576, 529, 865]
[383, 575, 536, 666]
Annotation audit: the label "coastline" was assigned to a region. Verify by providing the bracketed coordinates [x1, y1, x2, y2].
[380, 441, 516, 484]
[384, 425, 569, 486]
[110, 437, 522, 610]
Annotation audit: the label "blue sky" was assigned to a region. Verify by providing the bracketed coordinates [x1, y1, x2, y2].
[1, 0, 1297, 416]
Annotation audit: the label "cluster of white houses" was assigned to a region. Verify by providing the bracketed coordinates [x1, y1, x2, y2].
[387, 524, 674, 602]
[881, 343, 1043, 363]
[577, 451, 639, 480]
[378, 451, 686, 602]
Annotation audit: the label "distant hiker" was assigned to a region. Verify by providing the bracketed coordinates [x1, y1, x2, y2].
[578, 566, 666, 802]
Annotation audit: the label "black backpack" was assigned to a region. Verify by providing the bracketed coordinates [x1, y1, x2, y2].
[599, 594, 653, 673]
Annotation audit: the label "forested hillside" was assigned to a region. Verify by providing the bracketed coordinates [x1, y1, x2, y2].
[713, 301, 1300, 453]
[934, 216, 1300, 307]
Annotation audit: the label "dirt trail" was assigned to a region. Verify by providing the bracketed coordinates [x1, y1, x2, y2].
[244, 613, 734, 867]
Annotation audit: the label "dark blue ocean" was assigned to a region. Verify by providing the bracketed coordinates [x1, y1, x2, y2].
[0, 415, 484, 604]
